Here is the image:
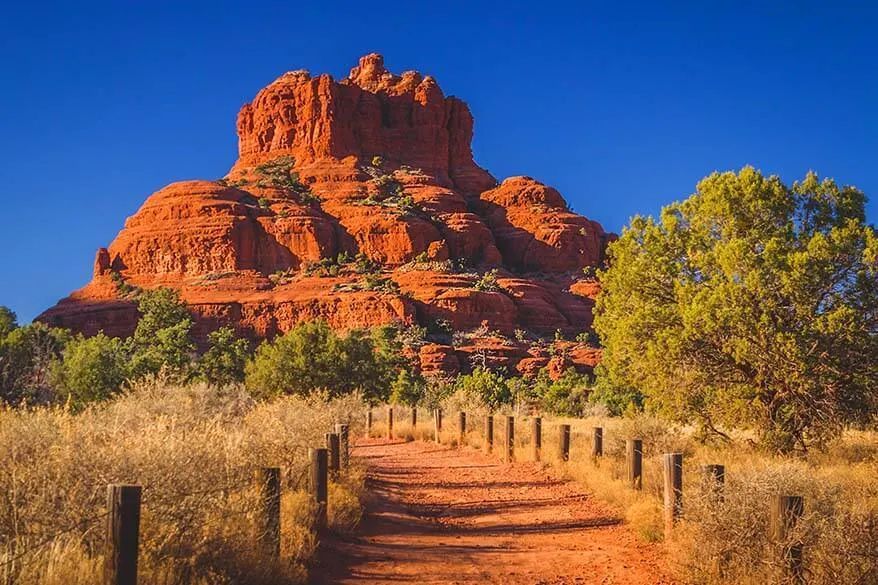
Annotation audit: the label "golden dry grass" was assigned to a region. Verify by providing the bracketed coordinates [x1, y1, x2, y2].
[0, 379, 366, 585]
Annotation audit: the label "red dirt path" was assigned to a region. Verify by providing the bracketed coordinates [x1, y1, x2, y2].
[312, 439, 675, 584]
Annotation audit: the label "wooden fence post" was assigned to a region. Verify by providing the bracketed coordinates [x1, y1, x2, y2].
[663, 453, 683, 534]
[559, 424, 571, 462]
[310, 448, 328, 529]
[365, 409, 372, 437]
[104, 484, 142, 585]
[459, 411, 467, 445]
[325, 432, 340, 473]
[592, 427, 603, 458]
[255, 468, 281, 557]
[434, 408, 442, 444]
[532, 417, 542, 462]
[770, 495, 804, 583]
[335, 423, 349, 470]
[700, 464, 725, 502]
[505, 416, 515, 463]
[484, 414, 494, 453]
[411, 407, 417, 428]
[387, 406, 394, 439]
[627, 439, 643, 490]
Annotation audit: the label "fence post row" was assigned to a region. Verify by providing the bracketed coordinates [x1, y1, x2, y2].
[663, 453, 683, 534]
[532, 416, 542, 462]
[626, 439, 643, 490]
[310, 448, 329, 529]
[387, 406, 394, 439]
[335, 423, 349, 470]
[411, 406, 417, 428]
[104, 484, 142, 585]
[325, 432, 340, 473]
[559, 424, 571, 462]
[505, 416, 515, 463]
[365, 409, 373, 437]
[256, 468, 281, 558]
[770, 495, 805, 583]
[434, 408, 442, 443]
[485, 414, 494, 453]
[592, 427, 603, 458]
[459, 411, 467, 444]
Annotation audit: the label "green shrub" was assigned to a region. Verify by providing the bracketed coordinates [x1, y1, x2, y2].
[472, 269, 501, 292]
[50, 333, 126, 409]
[125, 288, 195, 380]
[532, 367, 592, 416]
[453, 367, 512, 408]
[198, 326, 251, 388]
[245, 321, 411, 403]
[389, 369, 424, 406]
[0, 321, 69, 405]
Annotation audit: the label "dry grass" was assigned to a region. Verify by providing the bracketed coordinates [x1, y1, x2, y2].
[0, 379, 366, 585]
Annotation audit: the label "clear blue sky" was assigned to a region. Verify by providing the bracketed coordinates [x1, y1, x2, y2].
[1, 2, 876, 323]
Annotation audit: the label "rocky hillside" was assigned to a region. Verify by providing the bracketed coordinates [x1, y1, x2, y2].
[39, 54, 612, 377]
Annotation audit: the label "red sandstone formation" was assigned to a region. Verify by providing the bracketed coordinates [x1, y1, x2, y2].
[39, 54, 612, 377]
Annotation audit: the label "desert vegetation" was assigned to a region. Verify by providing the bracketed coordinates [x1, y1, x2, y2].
[0, 381, 365, 585]
[0, 167, 875, 583]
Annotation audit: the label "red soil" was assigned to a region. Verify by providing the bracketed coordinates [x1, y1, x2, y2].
[313, 439, 675, 584]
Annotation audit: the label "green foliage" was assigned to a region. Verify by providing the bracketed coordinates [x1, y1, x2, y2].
[245, 321, 411, 403]
[589, 362, 644, 415]
[198, 326, 250, 388]
[533, 367, 593, 416]
[371, 155, 383, 167]
[254, 156, 301, 189]
[453, 367, 512, 408]
[0, 306, 17, 339]
[389, 369, 424, 406]
[50, 333, 126, 409]
[0, 323, 69, 405]
[109, 270, 140, 297]
[126, 288, 195, 380]
[257, 197, 270, 209]
[472, 269, 501, 292]
[254, 155, 321, 205]
[594, 167, 878, 452]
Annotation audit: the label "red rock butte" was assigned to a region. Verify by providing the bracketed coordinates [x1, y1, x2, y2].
[39, 54, 613, 377]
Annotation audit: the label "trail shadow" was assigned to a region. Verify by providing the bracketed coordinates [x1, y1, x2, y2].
[311, 442, 623, 584]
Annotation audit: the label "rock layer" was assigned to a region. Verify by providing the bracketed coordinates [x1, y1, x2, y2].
[39, 54, 611, 376]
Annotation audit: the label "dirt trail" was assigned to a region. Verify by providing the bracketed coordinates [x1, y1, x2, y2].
[312, 439, 674, 585]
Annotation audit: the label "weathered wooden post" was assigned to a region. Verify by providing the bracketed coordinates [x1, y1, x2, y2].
[663, 453, 683, 534]
[434, 408, 442, 443]
[484, 414, 494, 453]
[325, 432, 340, 473]
[700, 464, 725, 502]
[411, 406, 417, 428]
[531, 416, 542, 461]
[386, 406, 394, 439]
[559, 424, 571, 462]
[365, 409, 372, 437]
[335, 423, 349, 470]
[459, 411, 467, 445]
[104, 484, 142, 585]
[592, 427, 603, 458]
[770, 495, 804, 583]
[505, 416, 515, 463]
[255, 468, 281, 557]
[626, 439, 643, 490]
[310, 448, 328, 529]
